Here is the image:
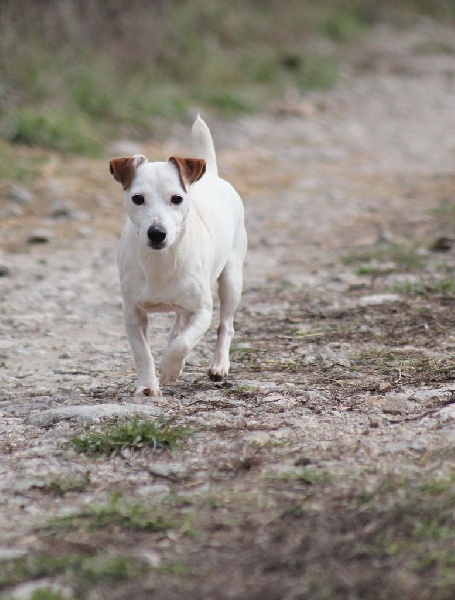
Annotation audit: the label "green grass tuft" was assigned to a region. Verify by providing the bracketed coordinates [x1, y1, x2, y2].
[0, 550, 149, 595]
[390, 276, 455, 296]
[342, 241, 426, 271]
[46, 492, 176, 534]
[69, 417, 192, 456]
[2, 107, 103, 156]
[42, 473, 91, 496]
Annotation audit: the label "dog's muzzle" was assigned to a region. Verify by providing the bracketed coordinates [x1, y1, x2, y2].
[147, 225, 167, 249]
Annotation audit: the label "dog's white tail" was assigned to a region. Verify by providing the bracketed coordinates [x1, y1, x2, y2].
[192, 115, 218, 176]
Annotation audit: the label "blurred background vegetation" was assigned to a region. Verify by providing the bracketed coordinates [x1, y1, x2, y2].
[0, 0, 454, 155]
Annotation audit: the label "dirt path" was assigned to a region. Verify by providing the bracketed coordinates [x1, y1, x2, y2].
[0, 21, 454, 600]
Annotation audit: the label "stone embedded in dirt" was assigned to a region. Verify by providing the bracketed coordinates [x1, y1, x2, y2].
[410, 388, 454, 403]
[0, 547, 27, 560]
[0, 265, 10, 277]
[429, 236, 454, 252]
[357, 294, 401, 307]
[26, 231, 52, 245]
[297, 390, 330, 403]
[147, 463, 188, 480]
[294, 455, 312, 466]
[382, 393, 412, 414]
[49, 200, 74, 219]
[9, 184, 35, 205]
[438, 405, 455, 422]
[24, 403, 162, 427]
[378, 382, 393, 393]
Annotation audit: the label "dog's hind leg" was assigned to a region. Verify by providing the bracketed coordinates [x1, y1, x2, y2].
[209, 258, 243, 381]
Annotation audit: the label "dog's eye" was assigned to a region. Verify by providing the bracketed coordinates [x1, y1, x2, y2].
[132, 194, 145, 205]
[171, 195, 183, 205]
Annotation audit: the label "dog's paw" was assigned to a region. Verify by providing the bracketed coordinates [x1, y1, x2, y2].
[159, 355, 184, 386]
[208, 360, 230, 382]
[135, 386, 162, 397]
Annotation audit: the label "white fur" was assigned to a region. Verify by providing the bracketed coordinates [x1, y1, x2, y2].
[116, 117, 247, 396]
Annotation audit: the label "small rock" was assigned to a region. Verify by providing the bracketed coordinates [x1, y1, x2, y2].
[358, 294, 401, 307]
[147, 463, 187, 480]
[429, 236, 454, 252]
[27, 231, 52, 245]
[369, 416, 381, 428]
[303, 354, 318, 365]
[294, 455, 312, 466]
[438, 405, 455, 421]
[49, 200, 74, 219]
[0, 547, 27, 561]
[9, 184, 34, 205]
[378, 381, 392, 393]
[0, 205, 24, 218]
[138, 551, 161, 568]
[0, 265, 10, 277]
[382, 393, 410, 414]
[410, 389, 453, 403]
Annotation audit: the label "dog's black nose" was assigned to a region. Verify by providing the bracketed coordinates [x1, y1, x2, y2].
[147, 226, 167, 247]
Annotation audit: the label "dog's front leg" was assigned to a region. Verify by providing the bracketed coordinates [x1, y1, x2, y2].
[124, 304, 161, 396]
[159, 306, 212, 386]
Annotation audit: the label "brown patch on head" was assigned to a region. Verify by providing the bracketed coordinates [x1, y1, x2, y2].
[168, 157, 206, 192]
[109, 155, 147, 190]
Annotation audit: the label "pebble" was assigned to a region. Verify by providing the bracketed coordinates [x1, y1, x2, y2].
[294, 455, 312, 466]
[147, 463, 188, 480]
[27, 231, 52, 245]
[0, 547, 27, 561]
[0, 265, 10, 277]
[382, 394, 411, 415]
[49, 200, 74, 219]
[438, 405, 455, 421]
[357, 294, 401, 307]
[9, 184, 34, 205]
[378, 382, 392, 393]
[410, 388, 454, 403]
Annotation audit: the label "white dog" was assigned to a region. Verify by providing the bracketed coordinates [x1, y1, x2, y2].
[110, 117, 247, 396]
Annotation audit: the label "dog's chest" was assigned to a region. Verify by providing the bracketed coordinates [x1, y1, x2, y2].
[138, 268, 207, 314]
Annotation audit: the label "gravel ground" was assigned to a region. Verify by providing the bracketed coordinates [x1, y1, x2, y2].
[0, 20, 454, 600]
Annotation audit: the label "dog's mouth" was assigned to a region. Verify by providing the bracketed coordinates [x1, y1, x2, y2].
[148, 241, 166, 250]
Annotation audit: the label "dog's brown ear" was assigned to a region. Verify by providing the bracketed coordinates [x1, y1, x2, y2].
[109, 155, 147, 190]
[169, 157, 206, 191]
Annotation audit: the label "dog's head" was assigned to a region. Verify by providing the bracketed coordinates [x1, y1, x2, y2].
[110, 154, 206, 250]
